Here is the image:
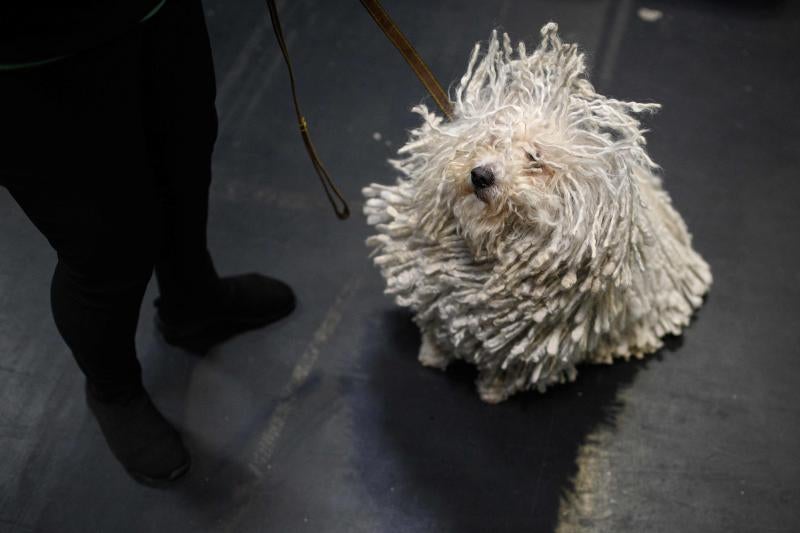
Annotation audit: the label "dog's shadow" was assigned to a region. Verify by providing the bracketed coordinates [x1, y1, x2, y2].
[354, 309, 676, 533]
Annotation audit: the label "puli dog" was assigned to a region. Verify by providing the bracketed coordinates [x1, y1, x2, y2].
[363, 23, 711, 403]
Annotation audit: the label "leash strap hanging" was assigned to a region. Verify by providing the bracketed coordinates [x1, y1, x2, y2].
[266, 0, 350, 220]
[359, 0, 454, 120]
[266, 0, 454, 219]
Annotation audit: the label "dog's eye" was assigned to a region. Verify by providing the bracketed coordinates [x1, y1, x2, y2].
[525, 150, 543, 168]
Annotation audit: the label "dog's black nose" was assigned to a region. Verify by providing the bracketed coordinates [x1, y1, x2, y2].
[470, 166, 495, 189]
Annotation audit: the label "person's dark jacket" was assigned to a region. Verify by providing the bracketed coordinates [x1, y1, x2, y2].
[0, 2, 162, 65]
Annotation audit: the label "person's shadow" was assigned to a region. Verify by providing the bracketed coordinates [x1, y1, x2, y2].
[353, 309, 677, 533]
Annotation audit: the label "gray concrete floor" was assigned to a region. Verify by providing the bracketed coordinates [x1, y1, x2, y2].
[2, 0, 800, 532]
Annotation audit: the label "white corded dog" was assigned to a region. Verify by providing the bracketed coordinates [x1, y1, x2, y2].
[363, 23, 712, 403]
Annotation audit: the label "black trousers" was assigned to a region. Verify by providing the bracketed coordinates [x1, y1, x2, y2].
[0, 0, 219, 397]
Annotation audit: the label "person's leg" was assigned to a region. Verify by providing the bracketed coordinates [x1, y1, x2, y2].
[0, 33, 156, 399]
[0, 29, 188, 485]
[141, 0, 295, 353]
[141, 0, 220, 312]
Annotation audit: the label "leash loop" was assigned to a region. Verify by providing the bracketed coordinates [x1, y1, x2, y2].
[266, 0, 454, 219]
[266, 0, 350, 220]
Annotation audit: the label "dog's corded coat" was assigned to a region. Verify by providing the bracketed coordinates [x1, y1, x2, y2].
[364, 23, 712, 403]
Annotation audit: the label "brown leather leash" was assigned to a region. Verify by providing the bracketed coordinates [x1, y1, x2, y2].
[266, 0, 350, 219]
[265, 0, 453, 220]
[358, 0, 454, 120]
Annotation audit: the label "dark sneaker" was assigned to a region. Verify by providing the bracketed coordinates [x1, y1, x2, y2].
[86, 385, 190, 487]
[154, 273, 295, 353]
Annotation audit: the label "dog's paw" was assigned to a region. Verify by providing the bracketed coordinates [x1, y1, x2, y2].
[476, 376, 511, 404]
[417, 334, 450, 370]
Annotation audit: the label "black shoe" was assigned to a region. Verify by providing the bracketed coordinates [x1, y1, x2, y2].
[154, 273, 295, 353]
[86, 385, 190, 487]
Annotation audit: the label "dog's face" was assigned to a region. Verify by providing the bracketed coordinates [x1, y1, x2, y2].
[394, 24, 659, 262]
[432, 121, 569, 257]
